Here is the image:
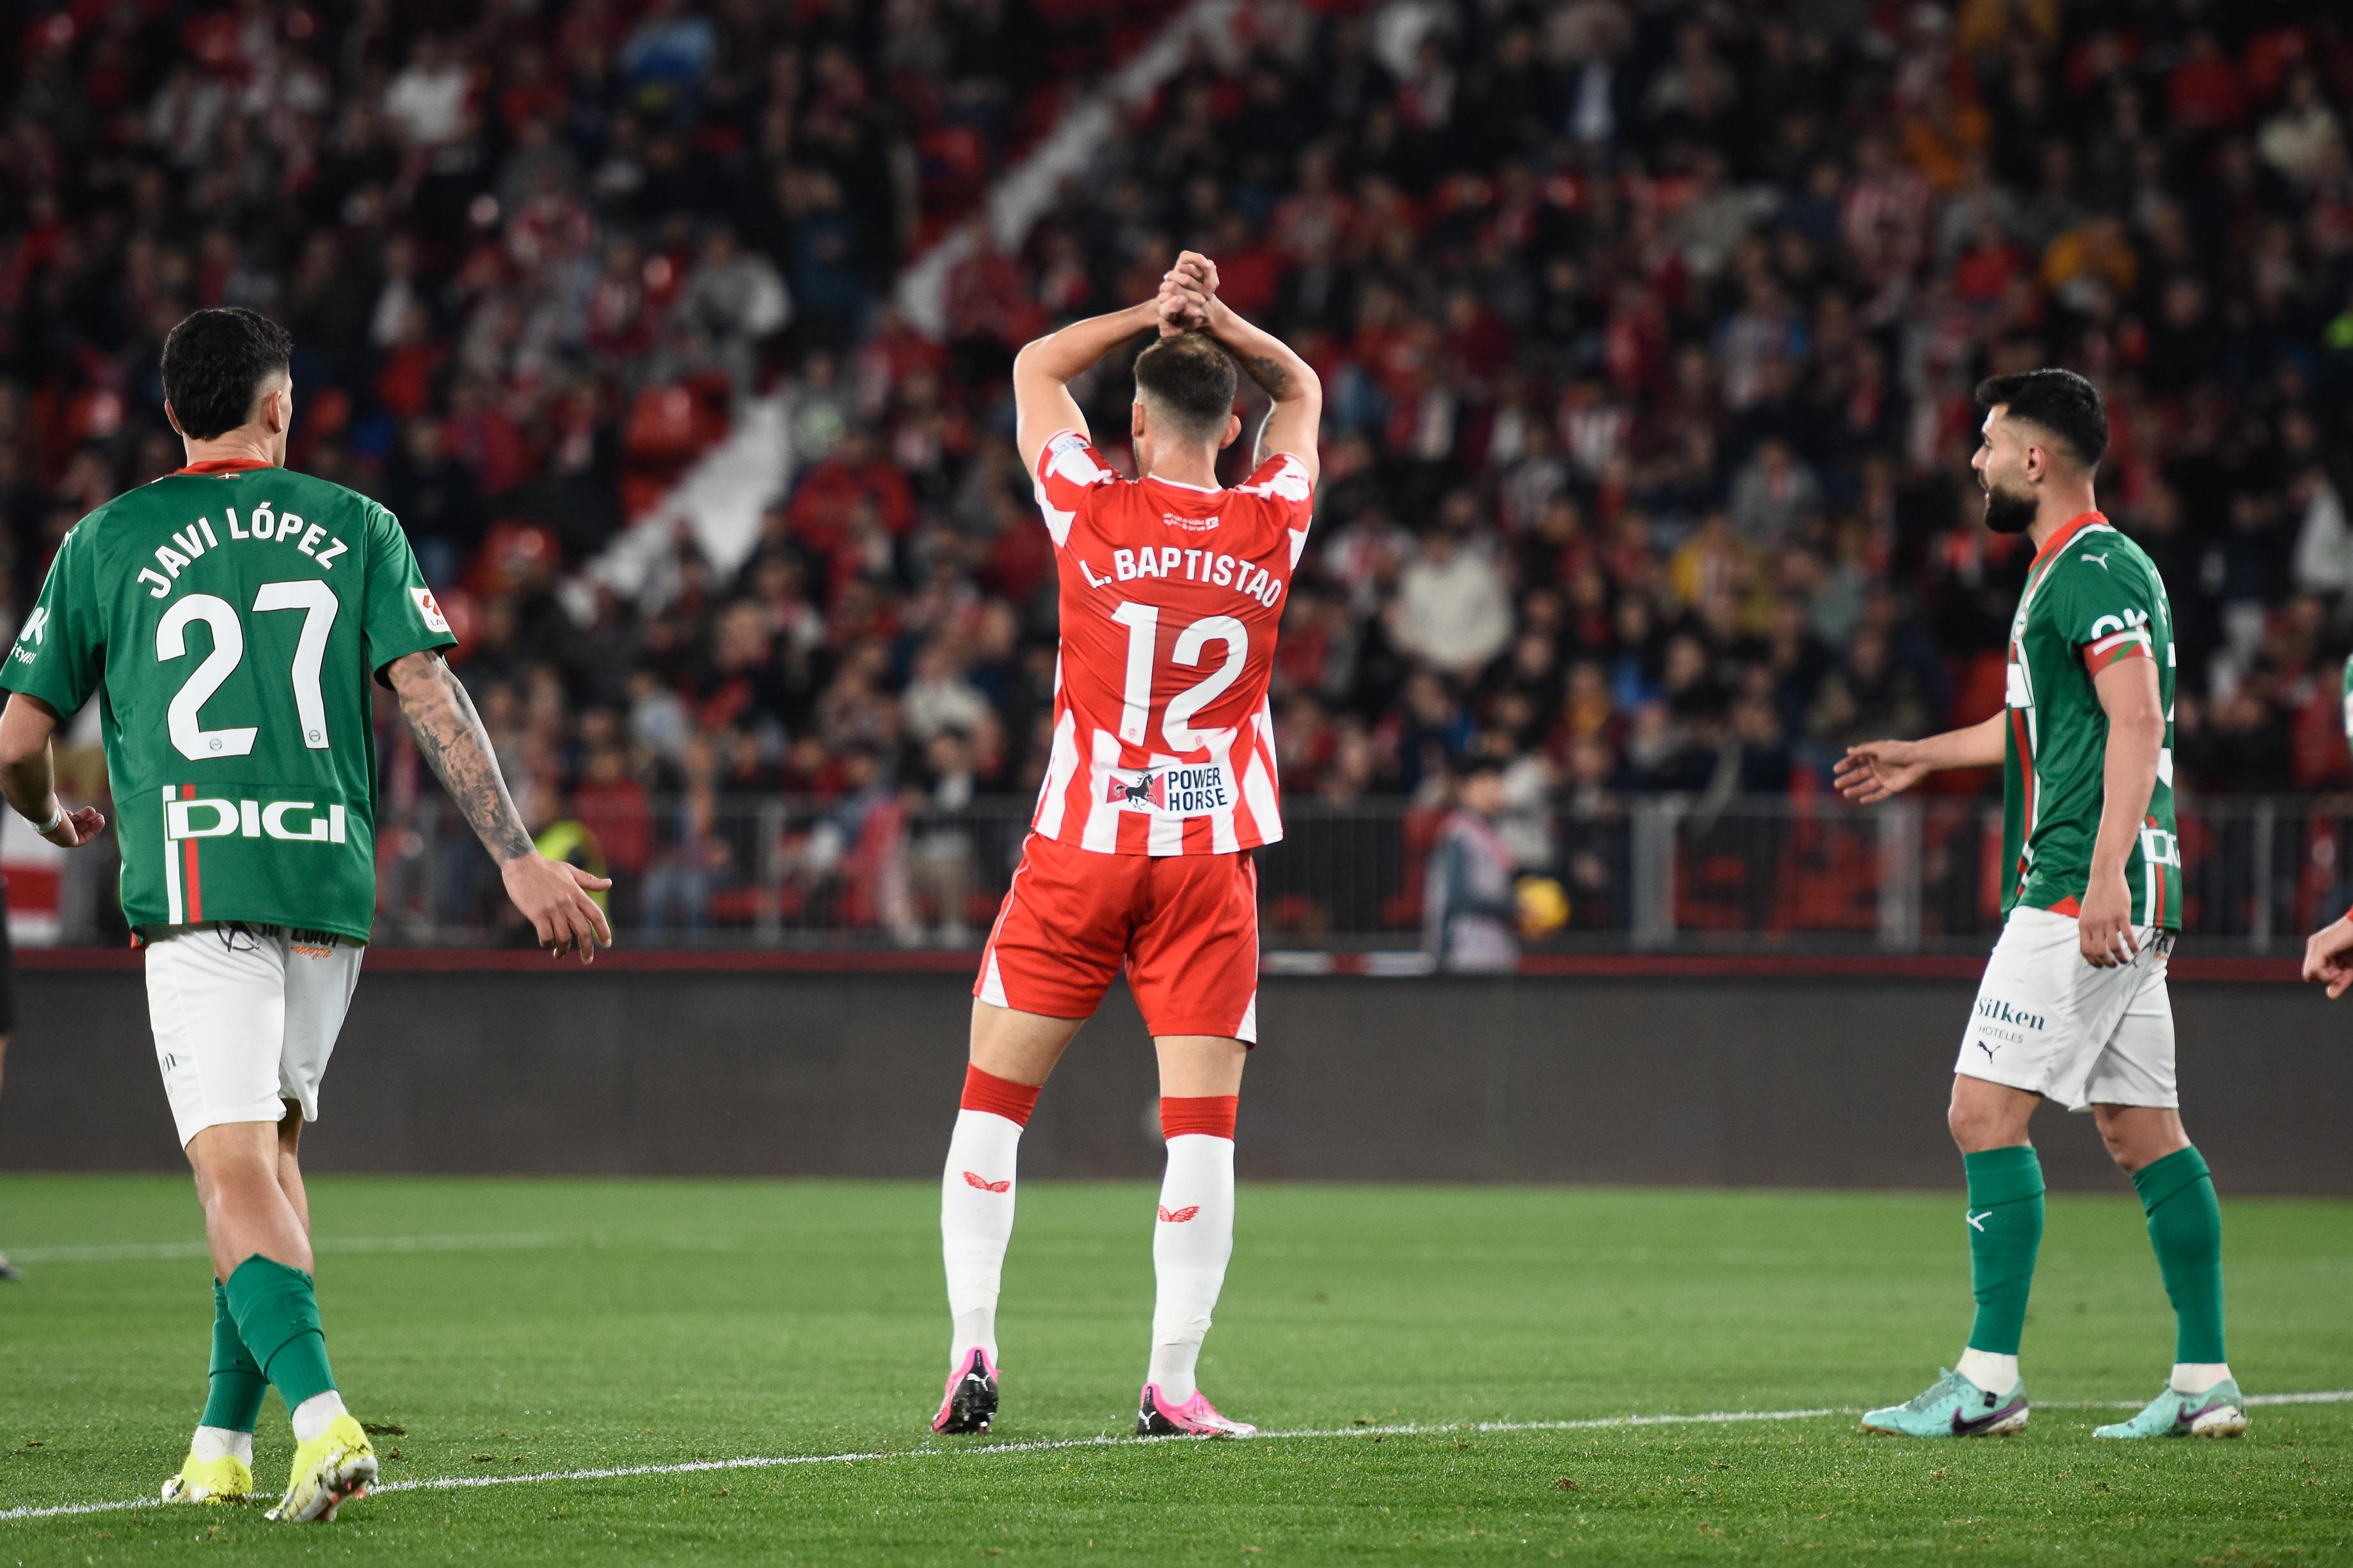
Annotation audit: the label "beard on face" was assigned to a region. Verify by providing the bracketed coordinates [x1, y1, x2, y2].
[1982, 480, 2037, 535]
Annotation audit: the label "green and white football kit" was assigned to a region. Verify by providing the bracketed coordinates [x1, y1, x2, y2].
[1959, 511, 2182, 1113]
[1878, 508, 2237, 1437]
[1, 457, 454, 1145]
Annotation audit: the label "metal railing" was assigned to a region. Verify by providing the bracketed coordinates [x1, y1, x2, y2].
[328, 792, 2353, 957]
[20, 791, 2341, 954]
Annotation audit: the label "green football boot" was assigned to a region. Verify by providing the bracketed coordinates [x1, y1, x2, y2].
[1861, 1368, 2029, 1437]
[2093, 1379, 2247, 1439]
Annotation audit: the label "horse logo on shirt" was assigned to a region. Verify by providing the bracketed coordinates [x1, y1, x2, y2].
[1108, 770, 1167, 809]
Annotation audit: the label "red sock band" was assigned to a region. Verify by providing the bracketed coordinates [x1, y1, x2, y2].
[1160, 1095, 1239, 1141]
[961, 1065, 1042, 1127]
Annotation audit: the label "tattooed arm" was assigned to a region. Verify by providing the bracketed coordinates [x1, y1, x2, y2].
[390, 652, 532, 859]
[387, 651, 611, 962]
[1163, 251, 1322, 482]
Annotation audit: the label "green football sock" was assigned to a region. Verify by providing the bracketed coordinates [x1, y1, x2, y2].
[2133, 1145, 2227, 1364]
[1962, 1145, 2045, 1356]
[223, 1255, 338, 1413]
[199, 1279, 268, 1434]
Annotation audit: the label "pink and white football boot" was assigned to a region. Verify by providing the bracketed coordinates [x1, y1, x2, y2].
[932, 1347, 999, 1435]
[1137, 1383, 1257, 1437]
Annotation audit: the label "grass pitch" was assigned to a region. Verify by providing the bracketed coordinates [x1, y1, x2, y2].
[0, 1177, 2346, 1565]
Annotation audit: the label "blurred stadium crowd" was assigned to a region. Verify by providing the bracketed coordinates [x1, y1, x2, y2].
[6, 1, 2353, 940]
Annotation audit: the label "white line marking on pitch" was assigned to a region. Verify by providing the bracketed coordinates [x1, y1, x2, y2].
[3, 1391, 2347, 1525]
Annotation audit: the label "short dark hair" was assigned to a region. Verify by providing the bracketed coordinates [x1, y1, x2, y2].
[161, 308, 294, 440]
[1975, 368, 2107, 470]
[1133, 333, 1237, 442]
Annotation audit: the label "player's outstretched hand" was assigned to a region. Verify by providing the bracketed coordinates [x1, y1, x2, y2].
[501, 852, 614, 964]
[2302, 914, 2353, 999]
[40, 804, 106, 849]
[1832, 740, 1928, 804]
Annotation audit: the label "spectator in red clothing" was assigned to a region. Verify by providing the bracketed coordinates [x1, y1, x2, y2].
[2168, 30, 2247, 133]
[1952, 216, 2027, 308]
[445, 379, 535, 498]
[943, 222, 1035, 389]
[787, 425, 914, 556]
[574, 744, 651, 926]
[1208, 211, 1282, 315]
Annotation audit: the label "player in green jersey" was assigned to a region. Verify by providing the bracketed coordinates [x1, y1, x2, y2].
[1833, 370, 2242, 1441]
[0, 309, 611, 1520]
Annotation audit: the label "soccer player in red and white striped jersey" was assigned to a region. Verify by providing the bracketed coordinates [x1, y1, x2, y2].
[933, 254, 1320, 1440]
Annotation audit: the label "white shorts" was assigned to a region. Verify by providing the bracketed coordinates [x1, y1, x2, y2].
[1956, 906, 2176, 1113]
[147, 924, 365, 1149]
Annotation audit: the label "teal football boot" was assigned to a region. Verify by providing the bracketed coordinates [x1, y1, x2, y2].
[2093, 1379, 2247, 1439]
[1861, 1368, 2029, 1437]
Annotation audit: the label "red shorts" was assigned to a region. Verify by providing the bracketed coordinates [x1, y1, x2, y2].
[975, 833, 1259, 1043]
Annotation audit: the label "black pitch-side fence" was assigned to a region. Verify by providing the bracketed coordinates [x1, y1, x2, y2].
[322, 793, 2348, 956]
[27, 791, 2352, 956]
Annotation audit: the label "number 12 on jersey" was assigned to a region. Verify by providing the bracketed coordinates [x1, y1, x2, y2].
[1109, 601, 1250, 753]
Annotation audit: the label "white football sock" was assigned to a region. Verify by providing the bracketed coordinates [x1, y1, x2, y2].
[1147, 1133, 1236, 1404]
[1955, 1348, 2020, 1393]
[190, 1425, 253, 1465]
[2171, 1361, 2231, 1395]
[941, 1108, 1023, 1366]
[290, 1390, 346, 1445]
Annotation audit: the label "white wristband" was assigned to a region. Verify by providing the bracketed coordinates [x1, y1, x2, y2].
[34, 800, 63, 835]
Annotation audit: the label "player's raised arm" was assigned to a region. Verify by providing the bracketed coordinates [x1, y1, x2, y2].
[385, 651, 612, 963]
[1163, 252, 1321, 483]
[1010, 299, 1166, 474]
[0, 695, 106, 848]
[1832, 712, 2007, 804]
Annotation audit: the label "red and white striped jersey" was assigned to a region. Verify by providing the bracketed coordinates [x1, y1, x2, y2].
[1028, 429, 1312, 855]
